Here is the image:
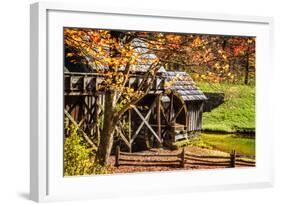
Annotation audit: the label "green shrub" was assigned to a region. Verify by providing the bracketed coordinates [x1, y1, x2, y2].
[64, 125, 109, 176]
[188, 137, 213, 149]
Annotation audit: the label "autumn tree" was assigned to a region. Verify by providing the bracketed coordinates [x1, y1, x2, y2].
[223, 37, 256, 84]
[160, 34, 255, 84]
[64, 29, 178, 165]
[159, 34, 238, 83]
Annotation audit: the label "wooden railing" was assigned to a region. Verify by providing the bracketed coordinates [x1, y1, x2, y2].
[185, 150, 255, 168]
[114, 146, 180, 167]
[115, 146, 256, 168]
[64, 72, 165, 96]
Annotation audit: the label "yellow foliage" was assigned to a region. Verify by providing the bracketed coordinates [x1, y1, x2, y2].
[193, 36, 202, 47]
[66, 53, 74, 57]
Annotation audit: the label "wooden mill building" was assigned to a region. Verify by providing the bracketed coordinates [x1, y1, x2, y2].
[64, 64, 207, 151]
[64, 37, 207, 151]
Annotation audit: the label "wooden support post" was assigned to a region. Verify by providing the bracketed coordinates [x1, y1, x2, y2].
[94, 94, 101, 144]
[128, 109, 132, 153]
[132, 106, 162, 143]
[230, 150, 236, 168]
[130, 99, 156, 145]
[169, 92, 174, 121]
[115, 126, 131, 149]
[64, 109, 97, 151]
[180, 147, 185, 168]
[156, 94, 162, 147]
[130, 107, 153, 144]
[115, 145, 120, 167]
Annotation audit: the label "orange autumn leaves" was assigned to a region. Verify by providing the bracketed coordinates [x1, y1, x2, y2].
[64, 29, 139, 70]
[64, 28, 160, 103]
[64, 28, 255, 85]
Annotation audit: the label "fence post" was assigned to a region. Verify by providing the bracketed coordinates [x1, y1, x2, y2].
[115, 145, 120, 167]
[230, 149, 236, 168]
[180, 147, 185, 168]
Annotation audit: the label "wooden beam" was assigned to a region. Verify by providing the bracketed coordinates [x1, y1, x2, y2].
[230, 150, 236, 168]
[130, 99, 157, 144]
[171, 105, 184, 123]
[78, 118, 85, 128]
[130, 108, 152, 144]
[173, 92, 189, 128]
[115, 145, 120, 167]
[115, 126, 131, 148]
[156, 94, 162, 143]
[150, 124, 168, 127]
[82, 98, 94, 117]
[66, 100, 80, 114]
[128, 109, 132, 152]
[180, 147, 185, 168]
[92, 94, 101, 142]
[64, 109, 97, 151]
[169, 92, 174, 121]
[132, 106, 162, 143]
[160, 103, 169, 124]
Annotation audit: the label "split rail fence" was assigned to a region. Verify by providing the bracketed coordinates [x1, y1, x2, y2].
[115, 146, 256, 168]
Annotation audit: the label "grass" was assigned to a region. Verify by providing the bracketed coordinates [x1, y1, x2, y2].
[197, 82, 255, 133]
[173, 133, 255, 157]
[199, 132, 255, 156]
[173, 137, 213, 150]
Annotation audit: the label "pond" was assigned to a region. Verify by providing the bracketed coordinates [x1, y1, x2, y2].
[199, 132, 255, 157]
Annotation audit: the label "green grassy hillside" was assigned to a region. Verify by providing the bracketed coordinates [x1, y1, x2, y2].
[197, 82, 255, 133]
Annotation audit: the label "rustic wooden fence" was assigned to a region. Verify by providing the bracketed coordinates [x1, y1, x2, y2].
[115, 146, 255, 168]
[185, 149, 255, 168]
[114, 146, 181, 167]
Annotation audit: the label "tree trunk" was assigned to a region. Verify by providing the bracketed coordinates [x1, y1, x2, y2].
[95, 90, 118, 166]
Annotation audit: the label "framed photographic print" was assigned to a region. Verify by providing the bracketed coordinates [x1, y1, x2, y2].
[30, 2, 274, 202]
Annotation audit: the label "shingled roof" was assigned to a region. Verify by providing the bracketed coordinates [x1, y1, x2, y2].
[161, 71, 207, 102]
[130, 39, 206, 102]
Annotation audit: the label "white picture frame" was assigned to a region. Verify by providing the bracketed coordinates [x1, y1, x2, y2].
[30, 2, 274, 202]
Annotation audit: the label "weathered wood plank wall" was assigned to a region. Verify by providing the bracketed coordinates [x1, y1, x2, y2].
[186, 101, 204, 132]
